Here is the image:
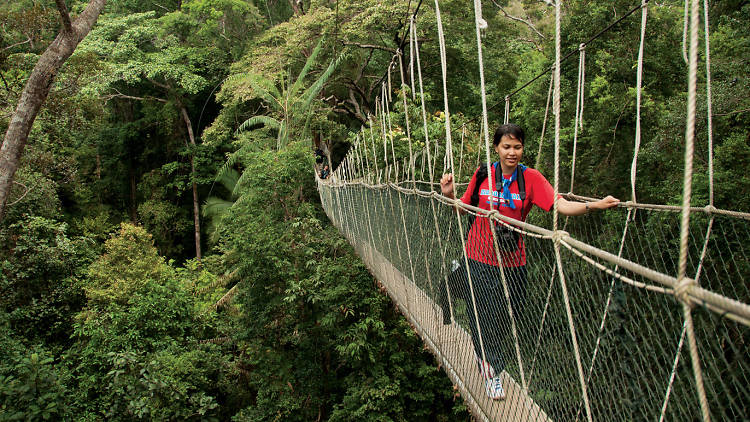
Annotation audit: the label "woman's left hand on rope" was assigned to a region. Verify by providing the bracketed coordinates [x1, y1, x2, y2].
[593, 195, 620, 210]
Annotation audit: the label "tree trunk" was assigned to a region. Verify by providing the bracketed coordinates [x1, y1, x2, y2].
[0, 0, 107, 221]
[287, 0, 304, 16]
[129, 166, 137, 223]
[180, 105, 202, 260]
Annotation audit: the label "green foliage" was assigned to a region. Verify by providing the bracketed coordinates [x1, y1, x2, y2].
[209, 141, 463, 421]
[93, 349, 220, 421]
[0, 216, 96, 347]
[84, 223, 170, 305]
[0, 337, 71, 422]
[66, 223, 234, 420]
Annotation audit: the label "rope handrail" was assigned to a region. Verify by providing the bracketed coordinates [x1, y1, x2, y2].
[327, 178, 750, 220]
[322, 176, 750, 325]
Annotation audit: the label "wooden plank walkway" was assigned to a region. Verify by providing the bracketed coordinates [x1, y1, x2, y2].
[351, 238, 552, 422]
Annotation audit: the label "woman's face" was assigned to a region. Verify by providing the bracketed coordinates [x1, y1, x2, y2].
[494, 135, 524, 173]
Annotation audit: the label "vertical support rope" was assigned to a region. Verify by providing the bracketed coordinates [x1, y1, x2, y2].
[505, 97, 510, 124]
[631, 0, 648, 208]
[703, 0, 714, 207]
[434, 0, 452, 174]
[553, 2, 592, 421]
[662, 3, 716, 417]
[552, 1, 561, 235]
[489, 219, 528, 390]
[385, 82, 396, 167]
[575, 7, 649, 418]
[458, 125, 466, 181]
[569, 44, 586, 194]
[381, 94, 391, 174]
[680, 0, 712, 420]
[397, 51, 416, 184]
[682, 0, 689, 64]
[659, 321, 688, 422]
[412, 17, 435, 185]
[358, 145, 379, 267]
[368, 116, 381, 184]
[387, 62, 393, 103]
[575, 209, 633, 422]
[379, 92, 413, 314]
[409, 15, 416, 100]
[473, 0, 530, 395]
[432, 0, 458, 327]
[472, 0, 494, 209]
[383, 81, 424, 321]
[535, 74, 554, 170]
[527, 265, 557, 386]
[471, 0, 528, 387]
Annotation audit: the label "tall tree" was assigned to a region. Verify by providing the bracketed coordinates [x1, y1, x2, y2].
[0, 0, 107, 221]
[77, 5, 262, 259]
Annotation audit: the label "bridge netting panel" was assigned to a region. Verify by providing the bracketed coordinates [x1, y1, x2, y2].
[318, 180, 749, 421]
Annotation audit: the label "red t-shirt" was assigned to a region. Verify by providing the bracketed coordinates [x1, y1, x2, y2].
[460, 164, 555, 267]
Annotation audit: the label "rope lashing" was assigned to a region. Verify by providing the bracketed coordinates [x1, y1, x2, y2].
[674, 277, 697, 308]
[551, 229, 570, 244]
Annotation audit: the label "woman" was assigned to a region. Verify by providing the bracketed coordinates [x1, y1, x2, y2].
[439, 124, 619, 400]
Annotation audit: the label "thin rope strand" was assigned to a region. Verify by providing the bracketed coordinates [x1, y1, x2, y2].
[412, 18, 435, 185]
[569, 44, 586, 194]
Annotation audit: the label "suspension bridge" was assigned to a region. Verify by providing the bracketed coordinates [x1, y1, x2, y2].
[317, 1, 749, 421]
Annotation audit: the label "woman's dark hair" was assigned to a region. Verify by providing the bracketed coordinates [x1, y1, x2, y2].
[493, 124, 525, 146]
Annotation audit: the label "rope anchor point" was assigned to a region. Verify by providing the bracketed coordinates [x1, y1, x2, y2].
[675, 277, 697, 308]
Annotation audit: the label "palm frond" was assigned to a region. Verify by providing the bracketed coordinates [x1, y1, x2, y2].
[216, 143, 252, 182]
[289, 37, 325, 99]
[302, 52, 345, 109]
[247, 74, 283, 110]
[236, 115, 281, 134]
[277, 121, 288, 149]
[234, 166, 255, 195]
[202, 197, 235, 218]
[216, 169, 240, 196]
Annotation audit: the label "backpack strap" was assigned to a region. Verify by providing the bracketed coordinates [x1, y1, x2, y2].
[470, 163, 489, 207]
[517, 165, 526, 202]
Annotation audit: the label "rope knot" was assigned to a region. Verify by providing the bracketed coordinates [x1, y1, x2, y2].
[674, 277, 696, 308]
[552, 230, 569, 243]
[579, 43, 586, 51]
[703, 204, 716, 214]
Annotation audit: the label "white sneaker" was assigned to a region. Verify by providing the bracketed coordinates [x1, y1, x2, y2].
[484, 377, 506, 400]
[475, 356, 496, 379]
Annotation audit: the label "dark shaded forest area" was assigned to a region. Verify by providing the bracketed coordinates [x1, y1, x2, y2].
[1, 0, 747, 420]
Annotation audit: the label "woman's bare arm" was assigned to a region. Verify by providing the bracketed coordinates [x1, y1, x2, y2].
[557, 195, 620, 216]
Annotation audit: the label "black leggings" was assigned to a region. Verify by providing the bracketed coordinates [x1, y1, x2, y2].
[461, 259, 527, 374]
